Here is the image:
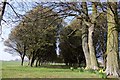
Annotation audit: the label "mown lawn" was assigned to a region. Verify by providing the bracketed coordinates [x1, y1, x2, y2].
[2, 61, 100, 78]
[2, 61, 98, 78]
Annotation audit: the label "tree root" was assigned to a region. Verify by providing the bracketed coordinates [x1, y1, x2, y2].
[105, 68, 120, 77]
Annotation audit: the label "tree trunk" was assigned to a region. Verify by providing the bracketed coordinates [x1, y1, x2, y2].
[28, 52, 32, 65]
[35, 58, 39, 67]
[0, 0, 7, 35]
[88, 2, 98, 70]
[30, 50, 37, 67]
[28, 57, 30, 66]
[105, 2, 120, 77]
[81, 2, 91, 69]
[21, 55, 25, 66]
[30, 51, 35, 67]
[82, 24, 91, 69]
[30, 54, 35, 67]
[21, 44, 26, 66]
[30, 57, 34, 67]
[38, 59, 41, 66]
[88, 24, 98, 70]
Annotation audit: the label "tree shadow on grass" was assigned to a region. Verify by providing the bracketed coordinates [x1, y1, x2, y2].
[38, 64, 70, 69]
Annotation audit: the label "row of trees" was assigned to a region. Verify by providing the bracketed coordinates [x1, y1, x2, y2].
[4, 6, 62, 67]
[49, 2, 119, 76]
[60, 13, 107, 67]
[2, 1, 120, 77]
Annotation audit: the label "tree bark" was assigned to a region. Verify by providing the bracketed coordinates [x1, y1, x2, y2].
[28, 52, 32, 65]
[81, 2, 91, 69]
[30, 50, 36, 67]
[0, 0, 7, 35]
[105, 2, 120, 77]
[30, 53, 35, 67]
[35, 58, 39, 67]
[30, 56, 34, 67]
[21, 54, 25, 66]
[82, 23, 91, 69]
[88, 2, 98, 70]
[21, 44, 26, 66]
[88, 24, 98, 70]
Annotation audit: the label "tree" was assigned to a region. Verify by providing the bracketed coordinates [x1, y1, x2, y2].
[22, 6, 61, 67]
[4, 5, 62, 67]
[60, 25, 85, 67]
[81, 2, 91, 69]
[80, 2, 99, 70]
[105, 2, 120, 77]
[88, 2, 98, 70]
[41, 2, 107, 69]
[4, 27, 27, 66]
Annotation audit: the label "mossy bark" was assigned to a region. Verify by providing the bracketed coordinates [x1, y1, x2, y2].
[105, 2, 120, 77]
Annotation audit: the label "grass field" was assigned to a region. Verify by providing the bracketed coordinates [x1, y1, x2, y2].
[2, 61, 100, 78]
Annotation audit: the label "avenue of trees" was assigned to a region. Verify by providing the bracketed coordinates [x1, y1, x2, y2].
[1, 0, 120, 77]
[4, 6, 62, 67]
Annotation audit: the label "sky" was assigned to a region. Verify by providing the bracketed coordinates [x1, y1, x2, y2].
[0, 0, 32, 61]
[0, 24, 21, 61]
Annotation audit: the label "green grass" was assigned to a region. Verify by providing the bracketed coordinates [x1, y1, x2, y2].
[2, 61, 100, 78]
